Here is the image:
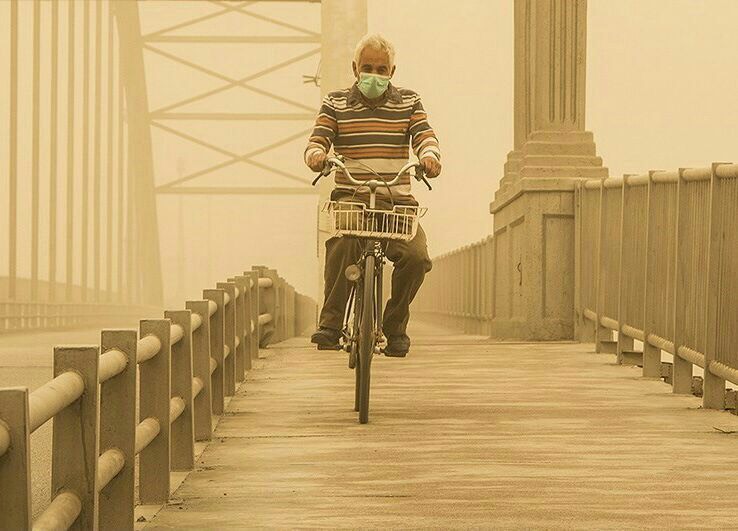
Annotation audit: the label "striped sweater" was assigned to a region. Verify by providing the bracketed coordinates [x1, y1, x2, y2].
[304, 82, 441, 204]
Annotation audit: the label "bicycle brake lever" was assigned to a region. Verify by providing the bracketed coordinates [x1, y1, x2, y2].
[312, 163, 333, 186]
[414, 166, 432, 191]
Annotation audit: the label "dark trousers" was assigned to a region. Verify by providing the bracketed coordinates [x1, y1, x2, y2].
[319, 224, 432, 337]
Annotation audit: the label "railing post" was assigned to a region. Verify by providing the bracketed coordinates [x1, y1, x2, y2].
[291, 283, 297, 338]
[166, 310, 195, 471]
[138, 319, 171, 504]
[217, 282, 237, 397]
[254, 266, 277, 347]
[485, 237, 495, 336]
[616, 175, 634, 363]
[288, 281, 293, 338]
[274, 269, 283, 343]
[671, 169, 691, 393]
[99, 330, 137, 530]
[594, 180, 610, 352]
[244, 271, 260, 363]
[641, 171, 661, 378]
[234, 275, 254, 370]
[295, 292, 304, 337]
[283, 282, 290, 339]
[479, 242, 485, 334]
[446, 254, 452, 325]
[473, 244, 479, 333]
[574, 183, 583, 341]
[478, 240, 485, 336]
[703, 162, 726, 409]
[469, 246, 475, 333]
[275, 271, 285, 343]
[462, 247, 469, 332]
[52, 345, 100, 530]
[0, 388, 31, 530]
[458, 250, 464, 330]
[186, 300, 213, 441]
[204, 289, 226, 415]
[288, 283, 295, 338]
[282, 277, 288, 340]
[229, 276, 249, 377]
[273, 274, 282, 342]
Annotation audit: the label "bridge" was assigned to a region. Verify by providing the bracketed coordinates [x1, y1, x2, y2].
[2, 0, 738, 529]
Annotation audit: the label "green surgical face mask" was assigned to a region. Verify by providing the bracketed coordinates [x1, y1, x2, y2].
[357, 72, 390, 99]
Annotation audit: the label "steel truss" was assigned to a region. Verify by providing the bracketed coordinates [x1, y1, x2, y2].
[141, 0, 322, 195]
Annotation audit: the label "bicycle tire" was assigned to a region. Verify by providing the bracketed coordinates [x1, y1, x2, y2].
[351, 285, 361, 412]
[358, 253, 375, 424]
[354, 354, 361, 412]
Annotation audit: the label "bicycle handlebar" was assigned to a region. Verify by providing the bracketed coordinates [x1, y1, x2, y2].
[311, 156, 433, 191]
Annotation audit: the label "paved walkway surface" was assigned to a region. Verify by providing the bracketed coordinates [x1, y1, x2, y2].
[147, 323, 738, 529]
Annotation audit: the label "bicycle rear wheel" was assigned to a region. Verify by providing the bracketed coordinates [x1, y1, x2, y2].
[358, 254, 375, 424]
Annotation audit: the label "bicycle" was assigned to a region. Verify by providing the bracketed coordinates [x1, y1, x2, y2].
[312, 155, 432, 424]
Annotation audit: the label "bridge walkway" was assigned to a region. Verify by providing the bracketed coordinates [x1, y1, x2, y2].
[145, 322, 738, 529]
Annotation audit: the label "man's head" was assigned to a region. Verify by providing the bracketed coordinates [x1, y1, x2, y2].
[352, 34, 396, 80]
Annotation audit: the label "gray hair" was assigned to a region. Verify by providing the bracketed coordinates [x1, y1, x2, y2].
[353, 33, 396, 68]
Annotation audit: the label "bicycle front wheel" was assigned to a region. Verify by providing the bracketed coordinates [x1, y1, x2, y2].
[351, 285, 361, 412]
[358, 253, 376, 424]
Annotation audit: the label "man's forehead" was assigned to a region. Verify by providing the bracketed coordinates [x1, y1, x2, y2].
[358, 47, 391, 65]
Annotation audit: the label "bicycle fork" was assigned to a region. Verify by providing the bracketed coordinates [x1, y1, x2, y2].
[341, 240, 388, 357]
[363, 240, 387, 352]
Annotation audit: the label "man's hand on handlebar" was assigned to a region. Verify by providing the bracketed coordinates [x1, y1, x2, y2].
[306, 151, 327, 173]
[420, 155, 441, 178]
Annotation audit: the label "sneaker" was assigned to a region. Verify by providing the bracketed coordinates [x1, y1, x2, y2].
[310, 327, 342, 350]
[383, 334, 410, 357]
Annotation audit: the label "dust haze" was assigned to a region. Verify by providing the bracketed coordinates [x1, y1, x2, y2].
[1, 0, 736, 306]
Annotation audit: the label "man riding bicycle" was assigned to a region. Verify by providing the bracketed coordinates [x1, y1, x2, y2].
[305, 34, 442, 357]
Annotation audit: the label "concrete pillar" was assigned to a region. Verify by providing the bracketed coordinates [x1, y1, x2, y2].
[317, 0, 367, 313]
[489, 0, 607, 340]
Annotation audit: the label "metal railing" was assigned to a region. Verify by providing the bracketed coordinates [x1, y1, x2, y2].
[576, 162, 738, 409]
[415, 161, 738, 411]
[414, 236, 495, 335]
[0, 266, 316, 530]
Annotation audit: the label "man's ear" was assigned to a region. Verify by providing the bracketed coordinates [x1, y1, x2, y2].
[352, 61, 358, 78]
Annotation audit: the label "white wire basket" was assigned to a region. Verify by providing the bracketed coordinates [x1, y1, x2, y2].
[322, 201, 427, 241]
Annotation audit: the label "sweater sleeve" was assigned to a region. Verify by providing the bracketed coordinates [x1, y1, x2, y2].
[304, 95, 338, 164]
[408, 95, 441, 161]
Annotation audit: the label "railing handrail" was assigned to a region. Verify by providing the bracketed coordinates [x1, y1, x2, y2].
[0, 265, 317, 530]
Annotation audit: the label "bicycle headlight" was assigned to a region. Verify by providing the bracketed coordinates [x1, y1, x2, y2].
[344, 264, 362, 282]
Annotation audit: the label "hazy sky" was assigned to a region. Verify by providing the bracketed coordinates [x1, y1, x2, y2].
[2, 1, 738, 305]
